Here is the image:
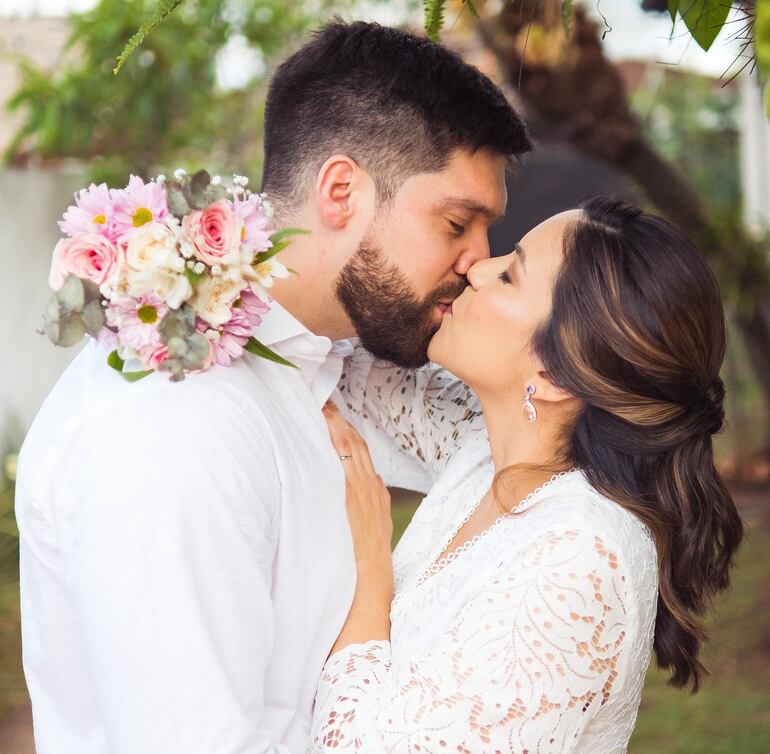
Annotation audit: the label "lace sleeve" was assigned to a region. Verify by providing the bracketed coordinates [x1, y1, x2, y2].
[311, 529, 632, 753]
[338, 342, 484, 484]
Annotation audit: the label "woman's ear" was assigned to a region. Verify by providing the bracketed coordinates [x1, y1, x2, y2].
[522, 368, 574, 406]
[315, 154, 363, 230]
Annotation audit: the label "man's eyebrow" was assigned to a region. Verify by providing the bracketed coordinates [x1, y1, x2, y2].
[436, 198, 505, 224]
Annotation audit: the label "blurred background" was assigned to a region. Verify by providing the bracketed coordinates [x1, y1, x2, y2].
[0, 0, 768, 751]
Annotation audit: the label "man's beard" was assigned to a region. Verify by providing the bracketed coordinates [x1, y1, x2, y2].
[335, 238, 467, 368]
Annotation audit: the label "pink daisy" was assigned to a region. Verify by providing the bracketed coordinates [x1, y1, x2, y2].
[112, 175, 169, 238]
[58, 183, 117, 241]
[106, 294, 168, 352]
[198, 307, 253, 367]
[231, 193, 272, 253]
[238, 288, 271, 327]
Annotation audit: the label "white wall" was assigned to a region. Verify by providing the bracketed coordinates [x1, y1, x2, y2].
[0, 167, 87, 446]
[740, 70, 770, 235]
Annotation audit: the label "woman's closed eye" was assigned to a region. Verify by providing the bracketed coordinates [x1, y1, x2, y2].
[498, 269, 512, 284]
[448, 220, 466, 236]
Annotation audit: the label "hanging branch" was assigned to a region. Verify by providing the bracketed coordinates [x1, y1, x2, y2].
[113, 0, 187, 75]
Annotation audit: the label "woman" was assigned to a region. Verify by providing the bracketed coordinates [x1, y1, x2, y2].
[311, 197, 743, 752]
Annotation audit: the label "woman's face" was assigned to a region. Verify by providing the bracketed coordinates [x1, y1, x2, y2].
[428, 210, 579, 395]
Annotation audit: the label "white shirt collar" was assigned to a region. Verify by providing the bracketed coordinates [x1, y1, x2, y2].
[255, 300, 353, 406]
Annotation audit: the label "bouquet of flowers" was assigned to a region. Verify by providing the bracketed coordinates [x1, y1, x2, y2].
[44, 169, 302, 381]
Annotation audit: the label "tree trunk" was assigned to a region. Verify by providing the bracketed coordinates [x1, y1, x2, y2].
[477, 2, 770, 411]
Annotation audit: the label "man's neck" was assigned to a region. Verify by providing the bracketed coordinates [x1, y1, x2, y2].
[267, 235, 354, 341]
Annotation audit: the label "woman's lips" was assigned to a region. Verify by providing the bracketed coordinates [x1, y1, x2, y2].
[436, 301, 453, 316]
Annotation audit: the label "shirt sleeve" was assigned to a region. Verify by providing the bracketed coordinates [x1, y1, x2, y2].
[58, 385, 291, 754]
[337, 342, 484, 489]
[311, 529, 632, 753]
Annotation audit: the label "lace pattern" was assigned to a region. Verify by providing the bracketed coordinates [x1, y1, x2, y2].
[315, 345, 658, 753]
[312, 529, 639, 753]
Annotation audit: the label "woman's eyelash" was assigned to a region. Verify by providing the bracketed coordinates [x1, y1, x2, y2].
[498, 270, 512, 284]
[449, 220, 466, 236]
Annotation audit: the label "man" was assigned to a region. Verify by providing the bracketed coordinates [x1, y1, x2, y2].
[16, 21, 530, 754]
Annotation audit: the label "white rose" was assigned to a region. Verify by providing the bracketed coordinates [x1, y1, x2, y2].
[123, 222, 179, 273]
[191, 274, 244, 327]
[125, 267, 193, 310]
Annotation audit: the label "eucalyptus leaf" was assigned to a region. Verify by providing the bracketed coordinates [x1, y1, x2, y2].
[55, 274, 85, 312]
[159, 304, 196, 342]
[81, 299, 106, 337]
[50, 312, 86, 348]
[166, 183, 192, 217]
[202, 183, 227, 204]
[188, 169, 213, 208]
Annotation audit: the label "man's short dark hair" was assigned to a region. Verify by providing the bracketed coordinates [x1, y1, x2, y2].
[261, 21, 531, 216]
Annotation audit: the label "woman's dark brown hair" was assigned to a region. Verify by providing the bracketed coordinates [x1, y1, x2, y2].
[532, 196, 744, 692]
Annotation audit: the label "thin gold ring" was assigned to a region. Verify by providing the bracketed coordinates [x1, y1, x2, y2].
[339, 454, 353, 462]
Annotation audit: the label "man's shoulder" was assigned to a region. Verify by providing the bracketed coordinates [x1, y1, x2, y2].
[25, 343, 285, 468]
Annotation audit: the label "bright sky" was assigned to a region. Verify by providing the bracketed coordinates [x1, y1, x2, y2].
[0, 0, 747, 79]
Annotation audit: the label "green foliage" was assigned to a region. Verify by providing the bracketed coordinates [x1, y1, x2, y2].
[114, 0, 186, 75]
[5, 0, 341, 185]
[756, 0, 770, 117]
[562, 0, 574, 35]
[667, 0, 732, 52]
[423, 0, 446, 41]
[243, 337, 298, 368]
[106, 350, 154, 382]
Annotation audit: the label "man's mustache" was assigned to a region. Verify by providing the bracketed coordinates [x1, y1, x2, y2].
[423, 279, 469, 308]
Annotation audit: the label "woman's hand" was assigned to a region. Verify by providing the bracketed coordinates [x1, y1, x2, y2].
[323, 401, 394, 653]
[323, 401, 393, 566]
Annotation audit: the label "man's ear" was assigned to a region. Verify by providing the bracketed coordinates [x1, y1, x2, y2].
[315, 154, 362, 230]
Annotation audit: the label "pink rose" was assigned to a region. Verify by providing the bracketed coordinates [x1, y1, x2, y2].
[49, 233, 122, 290]
[182, 199, 244, 267]
[141, 343, 169, 371]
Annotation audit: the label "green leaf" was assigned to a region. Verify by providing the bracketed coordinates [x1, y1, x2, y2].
[244, 337, 298, 369]
[668, 0, 679, 24]
[680, 0, 730, 52]
[107, 350, 153, 382]
[562, 0, 574, 35]
[113, 0, 187, 75]
[268, 227, 310, 246]
[464, 1, 479, 20]
[255, 227, 310, 263]
[757, 0, 770, 117]
[184, 267, 205, 286]
[423, 0, 446, 42]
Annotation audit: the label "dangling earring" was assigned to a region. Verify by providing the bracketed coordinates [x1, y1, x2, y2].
[523, 384, 537, 423]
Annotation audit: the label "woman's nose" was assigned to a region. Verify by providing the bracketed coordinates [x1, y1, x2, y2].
[467, 252, 514, 290]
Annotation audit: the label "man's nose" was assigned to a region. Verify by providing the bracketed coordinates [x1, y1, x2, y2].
[466, 255, 496, 291]
[452, 232, 491, 277]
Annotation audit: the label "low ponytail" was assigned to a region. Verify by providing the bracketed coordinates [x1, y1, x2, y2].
[533, 197, 744, 691]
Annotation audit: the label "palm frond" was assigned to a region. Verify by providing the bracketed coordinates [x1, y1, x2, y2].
[113, 0, 187, 75]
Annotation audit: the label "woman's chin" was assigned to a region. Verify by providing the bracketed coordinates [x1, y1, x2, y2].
[426, 333, 440, 365]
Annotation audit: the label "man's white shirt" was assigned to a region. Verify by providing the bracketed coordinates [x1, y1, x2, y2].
[16, 302, 356, 754]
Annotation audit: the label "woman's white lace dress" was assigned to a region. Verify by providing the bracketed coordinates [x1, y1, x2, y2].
[311, 349, 659, 753]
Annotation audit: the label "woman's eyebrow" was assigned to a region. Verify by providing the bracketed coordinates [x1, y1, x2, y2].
[515, 242, 527, 274]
